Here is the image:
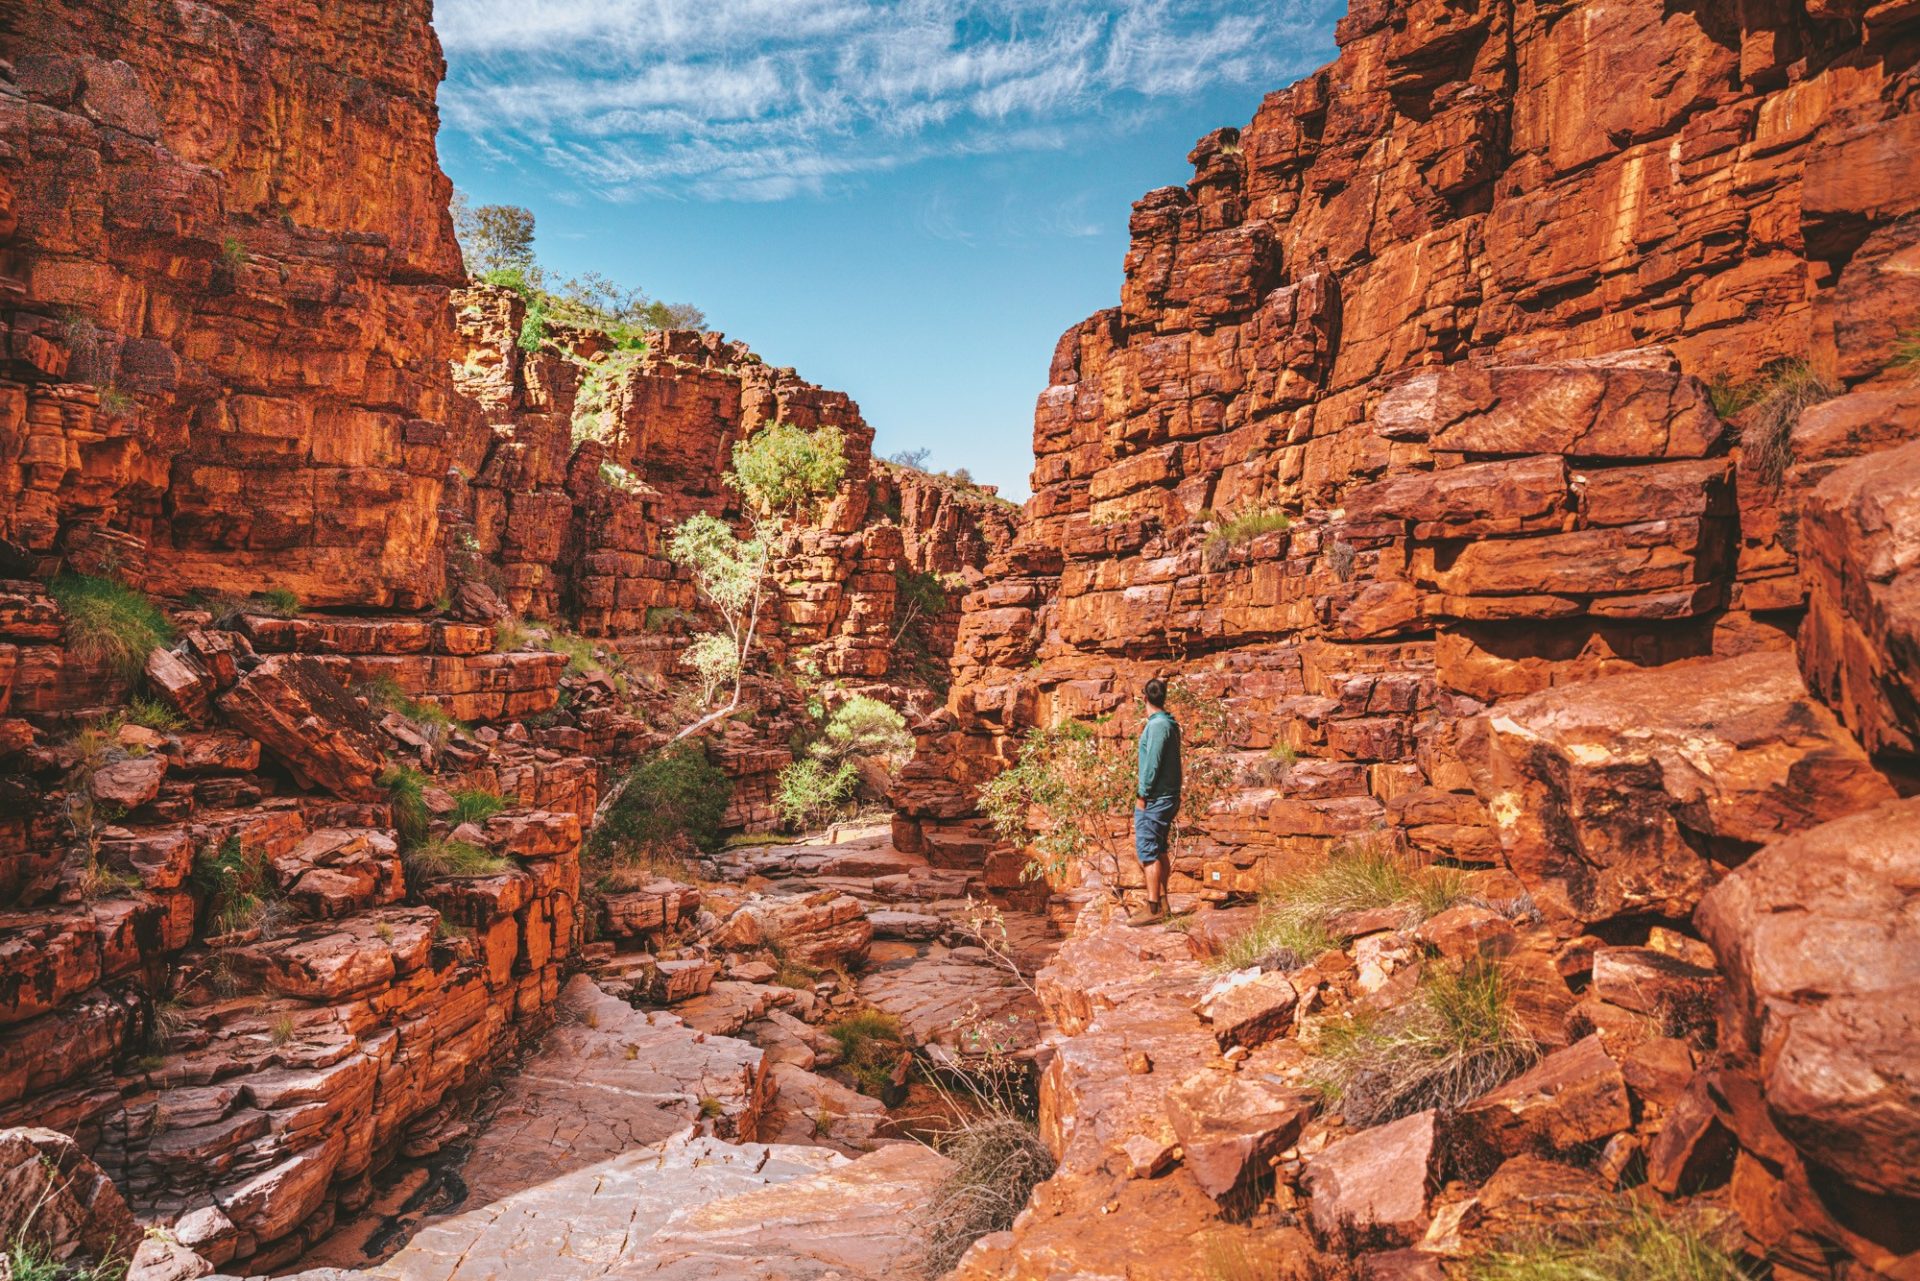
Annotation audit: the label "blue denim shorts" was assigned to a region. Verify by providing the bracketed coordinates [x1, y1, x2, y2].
[1134, 793, 1180, 865]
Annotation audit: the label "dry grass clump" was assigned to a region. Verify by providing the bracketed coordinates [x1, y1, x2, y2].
[920, 1113, 1056, 1276]
[1215, 837, 1473, 973]
[826, 1009, 908, 1097]
[1308, 961, 1537, 1127]
[1715, 359, 1838, 488]
[451, 786, 511, 825]
[1464, 1196, 1755, 1281]
[1203, 507, 1292, 565]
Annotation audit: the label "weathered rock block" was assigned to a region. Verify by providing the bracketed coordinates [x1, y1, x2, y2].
[1696, 797, 1920, 1201]
[1796, 438, 1920, 765]
[1484, 650, 1895, 927]
[217, 656, 385, 802]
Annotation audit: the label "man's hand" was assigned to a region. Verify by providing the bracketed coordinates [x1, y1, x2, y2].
[1135, 797, 1145, 810]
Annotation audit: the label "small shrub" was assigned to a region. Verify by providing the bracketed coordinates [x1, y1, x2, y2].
[126, 696, 185, 733]
[698, 1095, 725, 1119]
[249, 587, 299, 617]
[920, 1114, 1056, 1275]
[380, 764, 432, 849]
[594, 742, 732, 856]
[517, 296, 549, 352]
[268, 1013, 297, 1046]
[451, 787, 511, 825]
[775, 757, 858, 830]
[404, 837, 508, 881]
[191, 833, 290, 938]
[495, 616, 534, 651]
[478, 265, 534, 297]
[1309, 961, 1537, 1127]
[729, 421, 848, 520]
[1327, 538, 1358, 582]
[814, 694, 913, 764]
[826, 1009, 908, 1097]
[220, 235, 249, 267]
[49, 573, 175, 678]
[1463, 1196, 1754, 1281]
[97, 384, 135, 419]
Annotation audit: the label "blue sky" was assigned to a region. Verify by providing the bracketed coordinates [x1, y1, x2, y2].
[433, 0, 1344, 498]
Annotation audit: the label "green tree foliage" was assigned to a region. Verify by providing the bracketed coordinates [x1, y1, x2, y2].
[664, 423, 848, 728]
[815, 694, 912, 765]
[455, 199, 537, 277]
[452, 192, 705, 336]
[980, 719, 1135, 886]
[728, 422, 848, 521]
[775, 757, 858, 829]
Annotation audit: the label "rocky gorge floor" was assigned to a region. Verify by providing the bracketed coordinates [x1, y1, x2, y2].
[253, 822, 1059, 1281]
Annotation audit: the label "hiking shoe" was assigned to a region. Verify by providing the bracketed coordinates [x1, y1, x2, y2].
[1128, 904, 1168, 928]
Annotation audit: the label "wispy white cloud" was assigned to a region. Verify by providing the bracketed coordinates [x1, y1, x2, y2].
[436, 0, 1339, 205]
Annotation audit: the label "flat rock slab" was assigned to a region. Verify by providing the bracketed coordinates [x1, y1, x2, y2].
[363, 1132, 845, 1281]
[858, 952, 1040, 1054]
[611, 1142, 952, 1280]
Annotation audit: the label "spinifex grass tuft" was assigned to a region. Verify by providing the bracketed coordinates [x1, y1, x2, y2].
[49, 573, 175, 679]
[1308, 961, 1537, 1127]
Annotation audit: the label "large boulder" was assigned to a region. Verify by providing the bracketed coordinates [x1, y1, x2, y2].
[216, 655, 385, 801]
[1483, 649, 1895, 927]
[1696, 797, 1920, 1201]
[1796, 438, 1920, 765]
[0, 1126, 140, 1266]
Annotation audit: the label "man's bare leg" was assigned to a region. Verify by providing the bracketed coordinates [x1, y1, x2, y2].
[1144, 856, 1167, 913]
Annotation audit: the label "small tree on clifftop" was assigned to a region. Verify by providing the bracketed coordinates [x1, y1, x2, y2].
[662, 422, 848, 740]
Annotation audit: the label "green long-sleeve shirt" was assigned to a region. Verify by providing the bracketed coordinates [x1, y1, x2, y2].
[1137, 710, 1183, 800]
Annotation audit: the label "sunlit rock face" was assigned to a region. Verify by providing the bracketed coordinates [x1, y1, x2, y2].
[912, 0, 1920, 1274]
[0, 0, 465, 608]
[917, 0, 1920, 901]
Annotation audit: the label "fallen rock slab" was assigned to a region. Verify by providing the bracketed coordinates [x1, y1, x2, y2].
[217, 656, 385, 802]
[1484, 649, 1895, 926]
[1696, 796, 1920, 1200]
[1303, 1109, 1440, 1250]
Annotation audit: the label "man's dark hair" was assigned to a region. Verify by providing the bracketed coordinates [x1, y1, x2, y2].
[1144, 678, 1167, 708]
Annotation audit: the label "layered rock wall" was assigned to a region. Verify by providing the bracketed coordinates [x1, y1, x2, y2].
[919, 0, 1920, 1272]
[919, 0, 1920, 880]
[0, 0, 464, 608]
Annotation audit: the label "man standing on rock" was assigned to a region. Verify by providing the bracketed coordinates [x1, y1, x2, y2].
[1132, 677, 1182, 926]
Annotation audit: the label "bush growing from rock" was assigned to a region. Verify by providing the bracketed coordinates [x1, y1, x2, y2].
[920, 1113, 1056, 1275]
[776, 757, 858, 830]
[825, 1009, 908, 1097]
[379, 764, 432, 849]
[594, 742, 731, 857]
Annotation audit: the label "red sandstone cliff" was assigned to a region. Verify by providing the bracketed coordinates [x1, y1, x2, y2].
[0, 3, 1013, 1270]
[911, 0, 1920, 1274]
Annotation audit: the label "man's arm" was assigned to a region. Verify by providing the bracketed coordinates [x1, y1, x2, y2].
[1137, 717, 1166, 803]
